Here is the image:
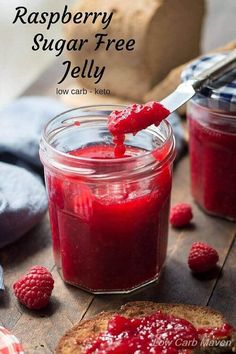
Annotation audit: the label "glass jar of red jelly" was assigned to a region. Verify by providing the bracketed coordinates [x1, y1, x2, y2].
[39, 105, 176, 294]
[183, 53, 236, 220]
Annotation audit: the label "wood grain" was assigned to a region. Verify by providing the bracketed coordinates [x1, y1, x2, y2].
[0, 215, 93, 353]
[82, 156, 236, 321]
[1, 56, 236, 353]
[208, 236, 236, 326]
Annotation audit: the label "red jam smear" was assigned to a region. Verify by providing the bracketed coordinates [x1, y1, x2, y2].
[47, 144, 172, 292]
[108, 101, 170, 157]
[197, 322, 235, 338]
[108, 102, 170, 136]
[84, 312, 235, 354]
[113, 134, 126, 158]
[84, 311, 200, 354]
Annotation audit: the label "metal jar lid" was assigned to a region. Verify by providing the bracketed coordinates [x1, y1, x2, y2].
[181, 53, 236, 112]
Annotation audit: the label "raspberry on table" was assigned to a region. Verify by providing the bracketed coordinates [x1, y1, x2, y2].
[188, 242, 219, 273]
[170, 203, 193, 227]
[13, 265, 54, 310]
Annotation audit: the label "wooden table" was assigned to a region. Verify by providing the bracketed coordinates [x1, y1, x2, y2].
[0, 64, 236, 354]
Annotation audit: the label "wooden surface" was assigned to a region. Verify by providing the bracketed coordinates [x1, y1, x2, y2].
[0, 65, 236, 354]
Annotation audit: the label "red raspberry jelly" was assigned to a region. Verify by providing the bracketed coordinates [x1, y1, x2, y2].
[84, 311, 200, 353]
[188, 101, 236, 220]
[46, 145, 172, 292]
[108, 102, 170, 157]
[40, 106, 175, 293]
[108, 102, 170, 136]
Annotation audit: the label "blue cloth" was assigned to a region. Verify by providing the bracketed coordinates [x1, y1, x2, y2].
[0, 96, 185, 248]
[0, 96, 68, 248]
[0, 96, 68, 168]
[167, 112, 186, 160]
[0, 162, 47, 248]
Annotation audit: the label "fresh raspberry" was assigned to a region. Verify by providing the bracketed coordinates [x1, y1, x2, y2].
[188, 242, 219, 273]
[170, 203, 193, 227]
[13, 266, 54, 310]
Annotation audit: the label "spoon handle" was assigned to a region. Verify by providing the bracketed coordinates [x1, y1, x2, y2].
[161, 50, 236, 113]
[0, 265, 5, 291]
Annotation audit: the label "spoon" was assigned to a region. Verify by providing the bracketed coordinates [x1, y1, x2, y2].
[0, 264, 4, 291]
[160, 49, 236, 113]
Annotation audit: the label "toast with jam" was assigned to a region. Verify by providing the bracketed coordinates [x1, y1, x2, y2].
[56, 301, 235, 353]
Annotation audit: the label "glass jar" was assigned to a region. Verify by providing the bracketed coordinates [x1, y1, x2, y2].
[39, 105, 176, 294]
[187, 97, 236, 220]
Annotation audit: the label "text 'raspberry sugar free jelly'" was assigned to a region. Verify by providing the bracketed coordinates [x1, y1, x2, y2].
[182, 53, 236, 221]
[39, 105, 176, 294]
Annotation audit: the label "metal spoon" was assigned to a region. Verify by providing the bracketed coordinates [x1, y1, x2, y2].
[0, 264, 5, 291]
[160, 49, 236, 113]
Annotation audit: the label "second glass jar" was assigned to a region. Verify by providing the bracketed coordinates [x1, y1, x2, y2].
[188, 98, 236, 221]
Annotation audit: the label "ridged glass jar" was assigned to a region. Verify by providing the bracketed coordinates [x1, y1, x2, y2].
[40, 106, 176, 293]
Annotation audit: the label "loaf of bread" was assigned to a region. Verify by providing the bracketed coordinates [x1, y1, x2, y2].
[56, 301, 235, 353]
[60, 40, 236, 110]
[64, 0, 205, 101]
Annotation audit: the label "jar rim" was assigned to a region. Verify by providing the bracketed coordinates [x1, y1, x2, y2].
[190, 99, 236, 120]
[40, 105, 176, 178]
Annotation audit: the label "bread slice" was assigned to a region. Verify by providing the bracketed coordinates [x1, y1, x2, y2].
[56, 301, 235, 353]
